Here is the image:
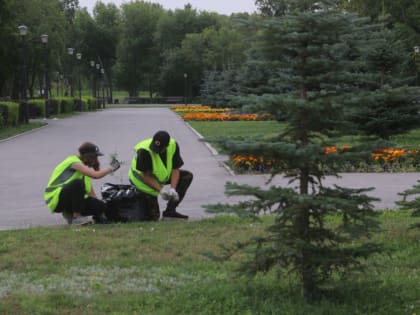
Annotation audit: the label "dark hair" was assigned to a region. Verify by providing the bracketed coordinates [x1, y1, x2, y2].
[78, 142, 102, 171]
[80, 153, 100, 171]
[78, 142, 103, 156]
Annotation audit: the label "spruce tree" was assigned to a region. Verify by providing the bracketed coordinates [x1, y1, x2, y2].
[206, 3, 384, 299]
[344, 28, 420, 139]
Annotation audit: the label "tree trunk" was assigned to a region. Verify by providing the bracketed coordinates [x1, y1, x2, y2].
[298, 167, 316, 300]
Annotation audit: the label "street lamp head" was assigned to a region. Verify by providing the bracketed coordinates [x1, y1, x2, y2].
[41, 34, 48, 44]
[18, 25, 28, 36]
[414, 46, 420, 54]
[96, 63, 100, 70]
[76, 52, 82, 60]
[101, 68, 105, 74]
[67, 47, 74, 55]
[90, 60, 95, 67]
[183, 73, 188, 79]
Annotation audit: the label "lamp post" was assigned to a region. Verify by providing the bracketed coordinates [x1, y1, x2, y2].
[96, 63, 101, 108]
[183, 73, 189, 105]
[59, 73, 64, 97]
[18, 25, 29, 123]
[101, 68, 106, 109]
[41, 34, 49, 118]
[414, 46, 420, 86]
[76, 52, 82, 111]
[90, 60, 96, 99]
[67, 47, 74, 97]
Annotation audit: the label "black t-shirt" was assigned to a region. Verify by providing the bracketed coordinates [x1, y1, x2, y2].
[136, 142, 184, 172]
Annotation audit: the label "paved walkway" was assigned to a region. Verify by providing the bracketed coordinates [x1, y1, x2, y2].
[1, 107, 419, 230]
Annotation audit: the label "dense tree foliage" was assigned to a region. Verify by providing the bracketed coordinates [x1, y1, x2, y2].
[1, 0, 418, 100]
[205, 3, 398, 300]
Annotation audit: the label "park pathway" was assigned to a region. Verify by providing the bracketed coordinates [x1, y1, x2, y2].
[1, 107, 419, 230]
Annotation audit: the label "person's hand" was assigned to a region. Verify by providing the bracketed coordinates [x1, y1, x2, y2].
[169, 187, 179, 202]
[110, 159, 121, 172]
[159, 185, 172, 200]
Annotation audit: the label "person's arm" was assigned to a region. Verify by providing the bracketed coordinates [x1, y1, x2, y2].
[170, 168, 180, 189]
[170, 142, 183, 189]
[141, 171, 163, 192]
[136, 149, 163, 192]
[89, 188, 97, 198]
[71, 162, 113, 179]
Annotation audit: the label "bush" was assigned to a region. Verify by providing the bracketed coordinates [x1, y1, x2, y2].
[0, 104, 8, 127]
[28, 99, 45, 118]
[56, 97, 74, 113]
[48, 99, 60, 115]
[0, 101, 19, 126]
[83, 97, 96, 111]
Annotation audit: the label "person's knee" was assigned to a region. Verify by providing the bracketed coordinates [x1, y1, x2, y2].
[181, 170, 193, 184]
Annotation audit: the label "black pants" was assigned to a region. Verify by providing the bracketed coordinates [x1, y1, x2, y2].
[55, 179, 106, 217]
[137, 170, 193, 221]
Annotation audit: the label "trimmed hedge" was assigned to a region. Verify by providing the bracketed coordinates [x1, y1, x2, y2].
[28, 99, 46, 118]
[0, 97, 98, 125]
[0, 101, 19, 126]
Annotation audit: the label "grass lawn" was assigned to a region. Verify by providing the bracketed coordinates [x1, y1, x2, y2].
[1, 113, 420, 313]
[189, 120, 282, 139]
[190, 120, 420, 148]
[0, 121, 46, 141]
[0, 213, 419, 314]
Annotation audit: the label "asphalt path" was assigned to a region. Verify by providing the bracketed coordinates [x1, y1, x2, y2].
[1, 107, 419, 230]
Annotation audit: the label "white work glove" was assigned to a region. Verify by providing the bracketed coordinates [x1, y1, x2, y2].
[169, 187, 179, 202]
[159, 186, 179, 201]
[159, 185, 172, 200]
[110, 159, 121, 172]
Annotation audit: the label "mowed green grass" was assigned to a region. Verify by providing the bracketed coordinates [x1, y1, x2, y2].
[189, 120, 282, 138]
[0, 121, 46, 140]
[0, 213, 419, 314]
[190, 120, 420, 148]
[1, 111, 420, 314]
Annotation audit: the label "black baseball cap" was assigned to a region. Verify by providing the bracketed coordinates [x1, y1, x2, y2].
[150, 130, 170, 153]
[78, 142, 104, 156]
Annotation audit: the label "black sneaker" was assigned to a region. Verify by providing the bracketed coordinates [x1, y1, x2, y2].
[61, 210, 73, 225]
[93, 214, 110, 224]
[162, 211, 189, 220]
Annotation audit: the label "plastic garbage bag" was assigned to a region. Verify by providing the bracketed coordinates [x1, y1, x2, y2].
[101, 183, 145, 222]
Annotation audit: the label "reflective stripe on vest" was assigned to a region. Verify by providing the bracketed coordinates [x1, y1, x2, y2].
[44, 155, 91, 212]
[128, 138, 176, 196]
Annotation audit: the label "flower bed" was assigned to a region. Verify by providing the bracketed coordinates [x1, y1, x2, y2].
[176, 105, 420, 173]
[171, 105, 230, 113]
[230, 147, 420, 174]
[182, 112, 274, 121]
[171, 104, 273, 121]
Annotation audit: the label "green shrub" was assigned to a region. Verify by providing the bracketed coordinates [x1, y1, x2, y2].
[28, 99, 45, 118]
[56, 97, 74, 113]
[0, 104, 7, 127]
[0, 101, 19, 126]
[48, 99, 60, 115]
[84, 97, 96, 111]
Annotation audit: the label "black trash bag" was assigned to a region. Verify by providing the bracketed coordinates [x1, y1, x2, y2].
[101, 183, 145, 222]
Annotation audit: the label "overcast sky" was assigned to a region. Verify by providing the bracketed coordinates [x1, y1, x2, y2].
[78, 0, 257, 15]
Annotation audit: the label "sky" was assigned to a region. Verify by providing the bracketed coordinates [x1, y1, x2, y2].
[78, 0, 257, 15]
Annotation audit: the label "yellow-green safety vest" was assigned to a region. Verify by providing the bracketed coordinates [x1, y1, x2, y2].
[128, 138, 176, 196]
[44, 155, 92, 212]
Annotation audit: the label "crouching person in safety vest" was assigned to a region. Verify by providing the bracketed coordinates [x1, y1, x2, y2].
[128, 130, 193, 221]
[44, 142, 120, 225]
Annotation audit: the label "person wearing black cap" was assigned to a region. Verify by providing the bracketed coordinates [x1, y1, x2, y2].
[128, 130, 193, 220]
[44, 142, 121, 225]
